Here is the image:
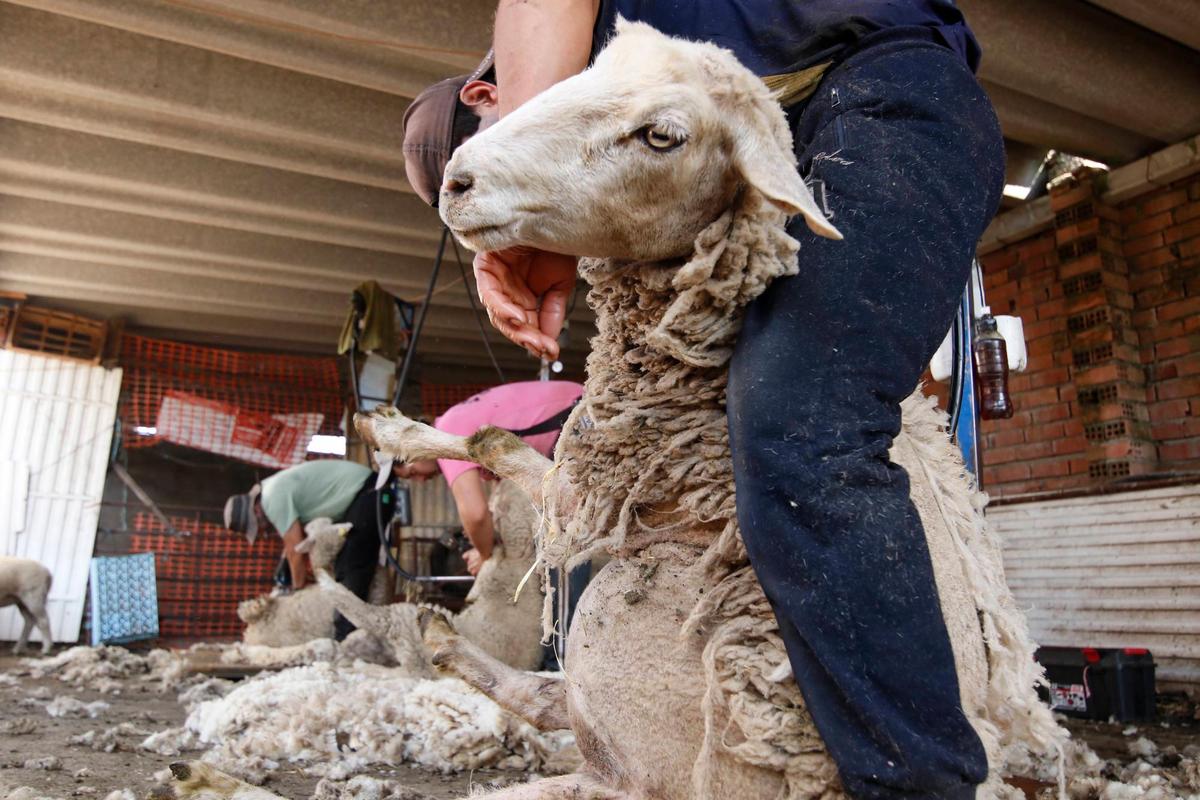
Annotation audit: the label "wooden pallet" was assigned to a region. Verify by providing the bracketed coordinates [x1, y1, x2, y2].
[7, 303, 108, 362]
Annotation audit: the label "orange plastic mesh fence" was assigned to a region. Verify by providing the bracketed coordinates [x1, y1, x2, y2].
[129, 512, 282, 640]
[119, 334, 344, 458]
[420, 383, 496, 418]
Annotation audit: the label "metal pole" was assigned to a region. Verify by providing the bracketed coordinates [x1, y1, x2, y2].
[393, 226, 449, 407]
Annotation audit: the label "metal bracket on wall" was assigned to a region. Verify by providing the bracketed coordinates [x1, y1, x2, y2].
[110, 461, 189, 537]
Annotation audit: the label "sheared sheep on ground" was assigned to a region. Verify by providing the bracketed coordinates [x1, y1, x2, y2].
[316, 480, 545, 676]
[1, 556, 53, 655]
[238, 520, 352, 648]
[354, 20, 1068, 800]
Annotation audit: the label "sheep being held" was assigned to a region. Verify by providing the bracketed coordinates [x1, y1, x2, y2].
[237, 519, 351, 648]
[355, 21, 1066, 800]
[316, 478, 546, 675]
[1, 556, 53, 655]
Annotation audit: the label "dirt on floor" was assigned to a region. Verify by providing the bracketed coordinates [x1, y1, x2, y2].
[1058, 691, 1200, 761]
[0, 652, 523, 800]
[2, 649, 1197, 800]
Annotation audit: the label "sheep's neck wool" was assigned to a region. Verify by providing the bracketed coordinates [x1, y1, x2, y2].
[553, 187, 797, 568]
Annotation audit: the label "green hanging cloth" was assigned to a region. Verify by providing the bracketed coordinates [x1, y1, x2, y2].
[337, 280, 397, 360]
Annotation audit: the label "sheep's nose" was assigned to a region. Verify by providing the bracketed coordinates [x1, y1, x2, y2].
[442, 169, 474, 197]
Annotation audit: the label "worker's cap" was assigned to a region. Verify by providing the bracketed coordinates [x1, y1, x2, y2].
[402, 49, 494, 207]
[223, 484, 262, 543]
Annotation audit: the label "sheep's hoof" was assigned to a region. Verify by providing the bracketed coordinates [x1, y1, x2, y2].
[418, 608, 454, 640]
[466, 426, 525, 464]
[169, 762, 192, 781]
[419, 610, 460, 671]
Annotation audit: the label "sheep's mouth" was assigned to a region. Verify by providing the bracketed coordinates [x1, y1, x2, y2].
[449, 220, 518, 250]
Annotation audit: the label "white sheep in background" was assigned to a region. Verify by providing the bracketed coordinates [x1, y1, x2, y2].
[354, 20, 1067, 800]
[237, 519, 351, 647]
[316, 479, 545, 676]
[1, 556, 53, 655]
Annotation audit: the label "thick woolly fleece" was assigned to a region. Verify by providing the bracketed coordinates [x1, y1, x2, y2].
[539, 166, 1063, 798]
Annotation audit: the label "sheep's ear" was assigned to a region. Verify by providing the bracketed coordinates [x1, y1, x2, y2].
[294, 537, 315, 554]
[733, 126, 843, 240]
[335, 523, 352, 538]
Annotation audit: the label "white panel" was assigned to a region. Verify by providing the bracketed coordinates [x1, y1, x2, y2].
[991, 483, 1200, 690]
[0, 350, 122, 644]
[0, 460, 31, 548]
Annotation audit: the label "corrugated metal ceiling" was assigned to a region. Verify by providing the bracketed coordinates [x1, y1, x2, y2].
[1, 0, 1198, 381]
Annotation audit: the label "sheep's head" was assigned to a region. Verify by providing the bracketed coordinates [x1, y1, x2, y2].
[296, 518, 352, 571]
[439, 19, 840, 262]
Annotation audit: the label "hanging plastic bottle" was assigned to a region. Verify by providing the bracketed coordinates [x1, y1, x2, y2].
[974, 314, 1014, 420]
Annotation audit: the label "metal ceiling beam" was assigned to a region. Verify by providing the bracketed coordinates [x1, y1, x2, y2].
[0, 193, 455, 290]
[985, 81, 1161, 165]
[192, 0, 493, 70]
[0, 254, 597, 338]
[0, 3, 409, 189]
[963, 0, 1200, 146]
[0, 119, 439, 253]
[6, 0, 462, 98]
[1085, 0, 1200, 52]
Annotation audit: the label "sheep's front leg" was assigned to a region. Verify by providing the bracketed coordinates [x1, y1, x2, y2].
[355, 408, 555, 509]
[419, 609, 570, 732]
[461, 774, 626, 799]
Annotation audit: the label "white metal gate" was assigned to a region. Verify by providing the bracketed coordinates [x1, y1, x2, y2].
[0, 350, 122, 644]
[990, 483, 1200, 691]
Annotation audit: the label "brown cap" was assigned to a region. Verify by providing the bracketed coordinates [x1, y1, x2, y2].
[402, 50, 494, 207]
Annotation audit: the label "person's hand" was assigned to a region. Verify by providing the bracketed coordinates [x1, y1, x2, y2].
[473, 247, 576, 359]
[463, 548, 489, 577]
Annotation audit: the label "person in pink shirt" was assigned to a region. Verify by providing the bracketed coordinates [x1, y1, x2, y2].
[395, 380, 583, 575]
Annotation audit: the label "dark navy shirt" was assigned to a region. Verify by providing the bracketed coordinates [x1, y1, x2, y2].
[591, 0, 981, 76]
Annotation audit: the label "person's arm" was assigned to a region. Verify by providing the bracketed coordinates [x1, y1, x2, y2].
[493, 0, 598, 117]
[450, 470, 495, 576]
[280, 520, 309, 590]
[473, 0, 598, 359]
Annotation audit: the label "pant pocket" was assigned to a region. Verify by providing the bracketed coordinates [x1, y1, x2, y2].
[830, 87, 848, 151]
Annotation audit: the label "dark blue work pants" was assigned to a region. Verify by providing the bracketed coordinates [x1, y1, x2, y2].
[728, 40, 1005, 799]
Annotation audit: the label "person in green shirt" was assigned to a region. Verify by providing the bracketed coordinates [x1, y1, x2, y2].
[224, 459, 400, 639]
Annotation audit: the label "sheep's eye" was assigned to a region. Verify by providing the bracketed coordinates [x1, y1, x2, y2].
[640, 125, 684, 151]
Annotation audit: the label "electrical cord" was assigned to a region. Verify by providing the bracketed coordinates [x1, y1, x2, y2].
[374, 476, 473, 584]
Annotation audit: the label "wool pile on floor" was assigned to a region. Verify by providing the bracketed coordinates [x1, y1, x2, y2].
[0, 645, 576, 800]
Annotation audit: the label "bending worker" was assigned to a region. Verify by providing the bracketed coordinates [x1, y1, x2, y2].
[386, 379, 583, 577]
[224, 458, 399, 639]
[402, 1, 1004, 798]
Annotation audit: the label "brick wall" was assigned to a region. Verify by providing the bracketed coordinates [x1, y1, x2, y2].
[977, 171, 1200, 498]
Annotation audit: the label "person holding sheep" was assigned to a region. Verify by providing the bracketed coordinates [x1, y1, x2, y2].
[383, 380, 583, 577]
[403, 2, 1005, 798]
[223, 458, 402, 640]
